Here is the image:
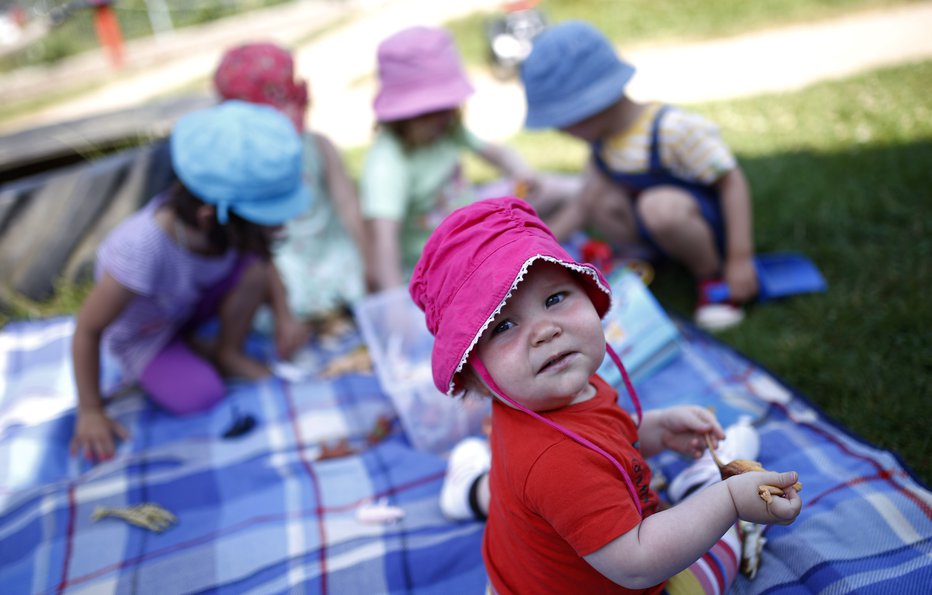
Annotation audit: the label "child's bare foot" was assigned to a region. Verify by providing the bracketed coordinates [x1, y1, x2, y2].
[216, 349, 270, 380]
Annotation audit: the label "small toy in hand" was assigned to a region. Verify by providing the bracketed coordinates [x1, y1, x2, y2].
[704, 434, 802, 503]
[92, 502, 177, 533]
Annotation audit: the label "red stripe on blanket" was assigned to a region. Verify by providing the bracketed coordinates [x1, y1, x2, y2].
[55, 484, 77, 594]
[759, 403, 932, 539]
[800, 410, 931, 520]
[51, 472, 447, 591]
[282, 379, 330, 594]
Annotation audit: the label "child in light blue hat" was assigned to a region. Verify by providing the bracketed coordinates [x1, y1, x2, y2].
[70, 101, 309, 462]
[521, 21, 759, 331]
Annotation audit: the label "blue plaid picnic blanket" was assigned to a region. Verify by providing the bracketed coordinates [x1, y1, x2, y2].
[1, 315, 929, 593]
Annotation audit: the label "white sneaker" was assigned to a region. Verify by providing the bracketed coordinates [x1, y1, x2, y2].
[439, 437, 491, 521]
[694, 303, 745, 332]
[716, 416, 761, 464]
[667, 416, 760, 503]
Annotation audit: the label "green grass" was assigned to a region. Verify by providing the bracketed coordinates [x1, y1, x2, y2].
[0, 0, 293, 73]
[0, 279, 93, 328]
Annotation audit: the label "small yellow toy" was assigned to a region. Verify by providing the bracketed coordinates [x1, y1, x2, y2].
[704, 434, 803, 502]
[91, 503, 177, 533]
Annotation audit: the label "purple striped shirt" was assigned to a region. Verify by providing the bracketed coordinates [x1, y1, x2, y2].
[96, 195, 238, 379]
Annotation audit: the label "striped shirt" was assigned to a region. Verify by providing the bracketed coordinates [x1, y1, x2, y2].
[96, 194, 238, 379]
[597, 103, 736, 185]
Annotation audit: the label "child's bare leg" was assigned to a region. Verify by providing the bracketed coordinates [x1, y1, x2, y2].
[637, 187, 719, 278]
[588, 185, 639, 246]
[562, 162, 639, 245]
[215, 259, 272, 380]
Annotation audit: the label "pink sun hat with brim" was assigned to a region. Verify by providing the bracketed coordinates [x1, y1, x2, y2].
[373, 26, 475, 122]
[409, 197, 611, 397]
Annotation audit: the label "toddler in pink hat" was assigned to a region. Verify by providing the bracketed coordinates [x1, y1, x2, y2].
[361, 26, 580, 292]
[410, 197, 801, 594]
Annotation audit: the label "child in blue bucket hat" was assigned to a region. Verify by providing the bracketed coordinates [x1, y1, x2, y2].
[70, 100, 310, 462]
[521, 21, 759, 331]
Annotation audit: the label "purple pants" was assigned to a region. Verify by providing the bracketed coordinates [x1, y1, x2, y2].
[138, 256, 253, 415]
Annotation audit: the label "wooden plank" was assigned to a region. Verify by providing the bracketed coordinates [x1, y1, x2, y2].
[63, 142, 173, 284]
[2, 153, 128, 300]
[0, 94, 211, 183]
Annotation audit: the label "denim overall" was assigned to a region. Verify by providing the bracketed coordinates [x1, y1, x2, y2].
[592, 105, 725, 256]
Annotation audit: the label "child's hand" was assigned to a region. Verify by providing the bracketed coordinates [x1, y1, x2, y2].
[70, 408, 129, 463]
[275, 314, 309, 361]
[726, 470, 802, 525]
[514, 172, 543, 203]
[724, 255, 759, 303]
[656, 406, 725, 459]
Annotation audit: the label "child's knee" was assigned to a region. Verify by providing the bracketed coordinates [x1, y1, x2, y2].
[636, 188, 696, 232]
[151, 371, 226, 415]
[141, 352, 226, 415]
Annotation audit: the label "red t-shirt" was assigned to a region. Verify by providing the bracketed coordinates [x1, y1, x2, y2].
[482, 375, 664, 594]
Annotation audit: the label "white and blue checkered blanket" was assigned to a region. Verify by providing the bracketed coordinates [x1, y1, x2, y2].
[1, 315, 929, 593]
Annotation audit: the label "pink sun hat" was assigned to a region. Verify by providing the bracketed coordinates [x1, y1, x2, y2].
[409, 197, 611, 396]
[373, 26, 475, 122]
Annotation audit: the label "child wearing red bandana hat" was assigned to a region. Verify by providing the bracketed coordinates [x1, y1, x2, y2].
[215, 43, 372, 344]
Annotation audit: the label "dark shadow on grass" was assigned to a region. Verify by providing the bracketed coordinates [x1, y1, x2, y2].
[647, 139, 932, 485]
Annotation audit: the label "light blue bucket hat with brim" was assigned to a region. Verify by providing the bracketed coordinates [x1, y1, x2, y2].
[521, 21, 636, 129]
[171, 100, 311, 225]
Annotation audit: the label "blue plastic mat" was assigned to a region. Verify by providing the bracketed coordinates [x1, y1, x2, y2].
[707, 252, 828, 303]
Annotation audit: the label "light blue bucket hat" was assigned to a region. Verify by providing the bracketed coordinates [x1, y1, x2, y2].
[521, 21, 636, 129]
[171, 100, 311, 225]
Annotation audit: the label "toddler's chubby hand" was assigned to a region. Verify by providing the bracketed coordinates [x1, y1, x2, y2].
[727, 471, 802, 525]
[660, 406, 725, 459]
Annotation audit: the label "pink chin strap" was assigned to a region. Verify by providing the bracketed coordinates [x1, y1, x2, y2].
[470, 343, 644, 515]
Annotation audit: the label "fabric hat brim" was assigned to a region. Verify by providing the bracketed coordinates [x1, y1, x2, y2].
[170, 101, 311, 226]
[230, 182, 311, 226]
[374, 76, 474, 122]
[433, 247, 610, 397]
[524, 62, 634, 129]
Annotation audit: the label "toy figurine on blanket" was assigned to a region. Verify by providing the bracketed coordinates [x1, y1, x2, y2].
[92, 503, 177, 533]
[410, 197, 802, 594]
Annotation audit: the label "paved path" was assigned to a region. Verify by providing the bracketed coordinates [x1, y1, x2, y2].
[1, 0, 931, 149]
[464, 3, 932, 144]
